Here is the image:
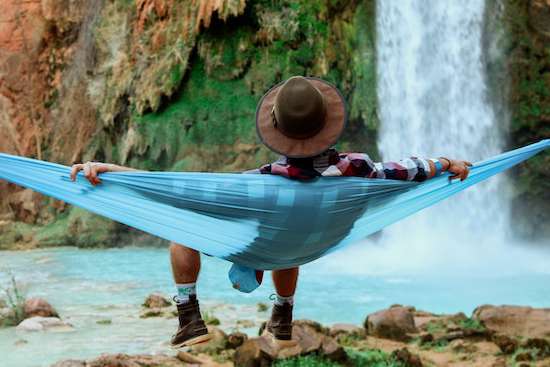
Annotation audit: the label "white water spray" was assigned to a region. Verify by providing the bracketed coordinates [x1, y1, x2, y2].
[319, 0, 550, 276]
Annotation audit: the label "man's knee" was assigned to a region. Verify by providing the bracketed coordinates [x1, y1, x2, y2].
[170, 242, 198, 254]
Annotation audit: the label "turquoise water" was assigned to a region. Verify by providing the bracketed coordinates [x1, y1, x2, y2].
[1, 246, 549, 367]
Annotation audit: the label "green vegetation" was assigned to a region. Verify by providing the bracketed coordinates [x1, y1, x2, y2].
[498, 0, 550, 239]
[203, 310, 221, 326]
[273, 348, 405, 367]
[458, 318, 486, 332]
[274, 355, 340, 367]
[0, 271, 26, 327]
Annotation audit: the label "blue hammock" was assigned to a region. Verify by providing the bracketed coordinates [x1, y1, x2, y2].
[1, 140, 548, 292]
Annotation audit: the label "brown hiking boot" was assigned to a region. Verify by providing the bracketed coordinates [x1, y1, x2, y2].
[171, 295, 211, 348]
[264, 302, 294, 344]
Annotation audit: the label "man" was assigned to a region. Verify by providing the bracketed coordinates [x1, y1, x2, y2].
[70, 76, 471, 348]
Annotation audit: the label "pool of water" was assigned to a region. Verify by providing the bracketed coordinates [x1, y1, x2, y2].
[1, 246, 549, 367]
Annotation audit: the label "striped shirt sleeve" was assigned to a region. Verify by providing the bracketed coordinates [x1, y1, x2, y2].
[373, 157, 433, 182]
[342, 153, 434, 182]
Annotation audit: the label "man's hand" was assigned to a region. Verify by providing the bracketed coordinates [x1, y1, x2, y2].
[70, 162, 113, 185]
[444, 159, 472, 181]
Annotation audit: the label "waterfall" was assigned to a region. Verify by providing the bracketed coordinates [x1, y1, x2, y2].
[377, 0, 508, 237]
[321, 0, 549, 275]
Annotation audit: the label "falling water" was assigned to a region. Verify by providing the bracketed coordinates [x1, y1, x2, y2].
[377, 0, 508, 234]
[324, 0, 550, 275]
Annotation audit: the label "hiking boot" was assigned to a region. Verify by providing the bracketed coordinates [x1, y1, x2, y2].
[171, 295, 211, 348]
[264, 302, 294, 344]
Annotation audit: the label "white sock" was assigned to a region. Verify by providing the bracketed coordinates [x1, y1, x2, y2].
[274, 294, 294, 306]
[175, 283, 196, 304]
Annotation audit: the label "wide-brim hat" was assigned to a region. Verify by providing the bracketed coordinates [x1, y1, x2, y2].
[255, 76, 347, 158]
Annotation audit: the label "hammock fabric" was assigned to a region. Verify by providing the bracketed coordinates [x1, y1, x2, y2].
[1, 140, 548, 292]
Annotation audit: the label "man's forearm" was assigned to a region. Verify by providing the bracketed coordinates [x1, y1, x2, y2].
[106, 164, 140, 172]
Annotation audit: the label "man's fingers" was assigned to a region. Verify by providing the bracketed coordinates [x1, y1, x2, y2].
[70, 164, 82, 181]
[90, 165, 99, 185]
[462, 167, 470, 181]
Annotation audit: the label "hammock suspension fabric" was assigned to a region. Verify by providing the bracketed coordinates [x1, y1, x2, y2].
[1, 140, 548, 292]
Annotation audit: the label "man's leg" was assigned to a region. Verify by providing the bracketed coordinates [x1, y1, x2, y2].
[169, 242, 210, 347]
[170, 243, 200, 300]
[267, 267, 299, 343]
[272, 267, 299, 298]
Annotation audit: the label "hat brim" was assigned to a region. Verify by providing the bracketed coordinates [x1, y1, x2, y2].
[255, 77, 347, 158]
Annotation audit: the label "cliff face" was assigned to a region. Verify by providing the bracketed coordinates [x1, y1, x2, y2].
[0, 0, 377, 248]
[0, 0, 547, 248]
[494, 0, 550, 239]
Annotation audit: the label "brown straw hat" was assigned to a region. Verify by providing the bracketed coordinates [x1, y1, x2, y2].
[256, 76, 347, 158]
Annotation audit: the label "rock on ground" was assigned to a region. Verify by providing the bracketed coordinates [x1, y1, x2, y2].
[17, 316, 72, 332]
[234, 319, 346, 366]
[365, 306, 417, 341]
[142, 293, 171, 308]
[24, 298, 59, 318]
[473, 305, 550, 338]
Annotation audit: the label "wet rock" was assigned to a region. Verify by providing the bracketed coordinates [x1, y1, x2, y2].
[492, 333, 518, 354]
[17, 317, 73, 332]
[236, 319, 255, 328]
[390, 348, 423, 367]
[14, 339, 28, 346]
[142, 293, 171, 308]
[50, 360, 86, 367]
[227, 331, 248, 349]
[472, 305, 550, 338]
[365, 306, 417, 341]
[0, 307, 16, 327]
[139, 308, 163, 318]
[0, 299, 7, 308]
[257, 303, 268, 312]
[24, 298, 59, 318]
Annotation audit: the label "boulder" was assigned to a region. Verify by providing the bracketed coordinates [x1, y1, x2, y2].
[24, 298, 59, 318]
[227, 331, 248, 349]
[0, 307, 16, 327]
[50, 361, 86, 367]
[472, 305, 550, 338]
[190, 326, 228, 354]
[234, 336, 277, 367]
[492, 333, 519, 354]
[390, 348, 423, 367]
[365, 306, 417, 341]
[234, 319, 344, 366]
[142, 293, 171, 308]
[329, 323, 365, 339]
[16, 316, 72, 332]
[320, 335, 347, 363]
[86, 354, 182, 367]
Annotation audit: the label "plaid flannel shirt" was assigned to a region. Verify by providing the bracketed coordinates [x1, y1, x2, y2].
[253, 149, 436, 181]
